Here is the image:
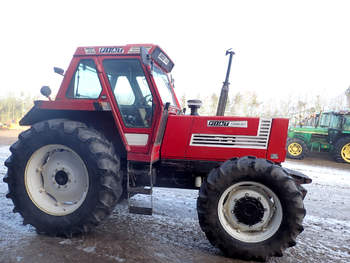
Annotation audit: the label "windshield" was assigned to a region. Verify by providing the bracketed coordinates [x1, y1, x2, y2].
[152, 65, 177, 106]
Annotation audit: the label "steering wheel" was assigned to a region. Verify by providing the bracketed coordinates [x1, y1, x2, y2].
[143, 94, 153, 106]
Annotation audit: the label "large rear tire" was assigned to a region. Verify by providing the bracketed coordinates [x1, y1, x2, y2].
[332, 137, 350, 163]
[197, 157, 305, 261]
[4, 119, 122, 236]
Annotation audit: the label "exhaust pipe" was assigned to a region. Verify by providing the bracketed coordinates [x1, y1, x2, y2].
[216, 49, 235, 116]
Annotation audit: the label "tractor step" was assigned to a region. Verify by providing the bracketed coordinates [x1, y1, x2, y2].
[128, 186, 152, 195]
[128, 206, 153, 215]
[127, 189, 153, 215]
[127, 161, 154, 216]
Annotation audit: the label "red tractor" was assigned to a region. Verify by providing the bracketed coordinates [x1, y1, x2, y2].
[4, 44, 311, 261]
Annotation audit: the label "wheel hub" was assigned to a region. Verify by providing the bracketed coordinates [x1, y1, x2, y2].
[288, 142, 302, 156]
[234, 196, 265, 226]
[55, 170, 69, 185]
[341, 143, 350, 163]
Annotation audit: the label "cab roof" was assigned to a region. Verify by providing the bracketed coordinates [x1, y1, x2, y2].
[75, 44, 158, 56]
[74, 44, 175, 73]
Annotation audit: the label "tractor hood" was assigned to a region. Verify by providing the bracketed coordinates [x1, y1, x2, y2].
[161, 115, 289, 163]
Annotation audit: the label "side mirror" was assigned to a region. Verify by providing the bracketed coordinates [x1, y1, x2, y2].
[140, 47, 151, 67]
[40, 86, 52, 101]
[54, 67, 64, 76]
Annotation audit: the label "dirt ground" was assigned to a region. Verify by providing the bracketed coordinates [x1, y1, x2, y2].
[0, 133, 349, 263]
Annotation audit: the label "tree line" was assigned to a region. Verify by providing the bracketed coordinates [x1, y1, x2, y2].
[180, 90, 350, 125]
[0, 93, 38, 125]
[0, 89, 349, 127]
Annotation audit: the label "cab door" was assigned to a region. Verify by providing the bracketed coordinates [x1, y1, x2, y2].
[98, 57, 162, 162]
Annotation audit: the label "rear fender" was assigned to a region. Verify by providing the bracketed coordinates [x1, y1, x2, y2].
[19, 105, 127, 160]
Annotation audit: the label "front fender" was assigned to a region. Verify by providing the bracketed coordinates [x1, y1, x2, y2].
[282, 167, 312, 184]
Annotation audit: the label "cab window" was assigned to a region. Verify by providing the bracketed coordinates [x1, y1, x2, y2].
[343, 116, 350, 131]
[319, 113, 331, 127]
[103, 59, 153, 128]
[114, 76, 135, 105]
[66, 59, 102, 99]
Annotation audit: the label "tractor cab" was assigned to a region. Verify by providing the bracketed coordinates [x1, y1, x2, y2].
[22, 44, 181, 163]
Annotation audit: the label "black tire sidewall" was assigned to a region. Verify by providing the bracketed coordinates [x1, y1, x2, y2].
[11, 123, 112, 232]
[198, 158, 304, 260]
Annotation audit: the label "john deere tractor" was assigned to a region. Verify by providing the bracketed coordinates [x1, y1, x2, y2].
[287, 111, 350, 163]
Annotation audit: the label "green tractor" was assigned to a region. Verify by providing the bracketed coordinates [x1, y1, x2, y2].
[287, 111, 350, 163]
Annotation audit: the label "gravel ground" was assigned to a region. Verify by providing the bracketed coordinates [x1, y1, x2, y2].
[0, 135, 349, 263]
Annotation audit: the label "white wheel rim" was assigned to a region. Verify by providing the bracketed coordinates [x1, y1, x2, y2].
[218, 181, 282, 243]
[25, 144, 89, 216]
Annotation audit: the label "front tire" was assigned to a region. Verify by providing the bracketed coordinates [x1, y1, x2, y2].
[286, 138, 308, 159]
[4, 119, 122, 236]
[197, 157, 305, 261]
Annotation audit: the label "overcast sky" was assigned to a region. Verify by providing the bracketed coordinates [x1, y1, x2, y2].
[1, 0, 350, 103]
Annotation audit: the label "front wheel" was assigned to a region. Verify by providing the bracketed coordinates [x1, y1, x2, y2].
[197, 157, 306, 261]
[286, 138, 308, 159]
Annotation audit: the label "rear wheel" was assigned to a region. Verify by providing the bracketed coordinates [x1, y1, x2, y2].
[197, 157, 305, 261]
[332, 137, 350, 163]
[4, 119, 122, 236]
[286, 138, 308, 159]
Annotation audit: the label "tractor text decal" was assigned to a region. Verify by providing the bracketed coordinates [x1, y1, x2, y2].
[99, 47, 124, 54]
[207, 120, 248, 128]
[84, 48, 96, 54]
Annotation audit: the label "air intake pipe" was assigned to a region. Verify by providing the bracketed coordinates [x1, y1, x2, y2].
[187, 100, 202, 115]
